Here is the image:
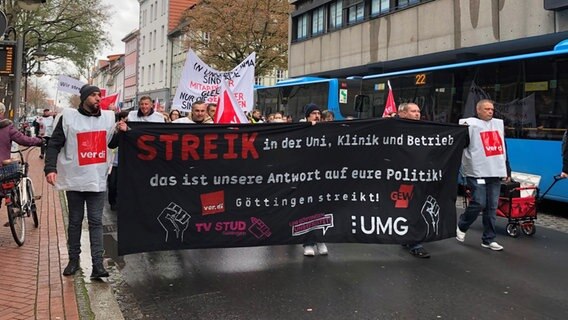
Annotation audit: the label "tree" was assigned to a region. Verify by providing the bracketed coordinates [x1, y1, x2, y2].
[1, 0, 112, 74]
[67, 94, 80, 108]
[25, 82, 48, 112]
[184, 0, 289, 76]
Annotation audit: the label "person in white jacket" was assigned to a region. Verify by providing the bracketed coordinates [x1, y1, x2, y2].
[127, 96, 165, 123]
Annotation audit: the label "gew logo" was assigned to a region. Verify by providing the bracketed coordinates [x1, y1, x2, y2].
[390, 184, 414, 208]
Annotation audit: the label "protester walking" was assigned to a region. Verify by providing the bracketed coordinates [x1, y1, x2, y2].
[456, 99, 510, 251]
[44, 85, 119, 278]
[302, 103, 328, 257]
[397, 102, 430, 258]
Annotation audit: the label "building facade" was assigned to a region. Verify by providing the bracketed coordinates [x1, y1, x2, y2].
[122, 29, 139, 110]
[138, 0, 197, 110]
[91, 55, 125, 103]
[288, 0, 568, 78]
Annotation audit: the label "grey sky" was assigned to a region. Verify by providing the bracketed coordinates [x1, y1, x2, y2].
[98, 0, 139, 58]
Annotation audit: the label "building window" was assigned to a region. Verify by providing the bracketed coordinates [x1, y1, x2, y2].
[161, 26, 165, 47]
[142, 35, 146, 53]
[371, 0, 390, 16]
[202, 32, 210, 47]
[141, 66, 145, 85]
[154, 29, 157, 50]
[255, 77, 262, 86]
[397, 0, 420, 9]
[276, 69, 285, 82]
[297, 13, 308, 39]
[150, 4, 153, 21]
[155, 1, 158, 20]
[152, 63, 156, 84]
[312, 7, 324, 35]
[149, 32, 152, 51]
[330, 0, 343, 29]
[347, 1, 365, 25]
[160, 60, 164, 83]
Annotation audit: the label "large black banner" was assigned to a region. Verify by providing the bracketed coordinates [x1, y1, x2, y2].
[118, 119, 468, 255]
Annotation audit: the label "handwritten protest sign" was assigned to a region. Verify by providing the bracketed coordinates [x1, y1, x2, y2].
[171, 50, 255, 113]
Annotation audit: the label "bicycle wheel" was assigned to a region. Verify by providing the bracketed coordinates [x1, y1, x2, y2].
[7, 202, 25, 246]
[26, 179, 38, 227]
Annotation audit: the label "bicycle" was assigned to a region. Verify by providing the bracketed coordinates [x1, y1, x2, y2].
[0, 147, 40, 246]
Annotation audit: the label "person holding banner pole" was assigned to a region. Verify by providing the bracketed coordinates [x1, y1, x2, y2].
[44, 85, 119, 278]
[456, 99, 509, 251]
[397, 102, 430, 258]
[302, 103, 328, 257]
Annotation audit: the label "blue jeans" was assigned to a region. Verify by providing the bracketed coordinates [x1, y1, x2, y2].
[66, 191, 105, 264]
[458, 177, 500, 244]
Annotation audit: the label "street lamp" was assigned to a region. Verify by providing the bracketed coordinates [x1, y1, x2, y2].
[21, 28, 47, 116]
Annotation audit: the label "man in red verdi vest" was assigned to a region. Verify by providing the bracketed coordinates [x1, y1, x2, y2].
[456, 99, 510, 251]
[45, 85, 119, 278]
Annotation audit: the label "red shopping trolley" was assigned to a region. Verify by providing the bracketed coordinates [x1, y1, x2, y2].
[463, 175, 563, 238]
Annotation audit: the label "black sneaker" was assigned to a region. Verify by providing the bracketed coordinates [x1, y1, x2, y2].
[91, 263, 109, 278]
[409, 247, 431, 258]
[63, 259, 80, 276]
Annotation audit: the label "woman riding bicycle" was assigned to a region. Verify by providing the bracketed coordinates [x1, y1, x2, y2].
[0, 102, 44, 163]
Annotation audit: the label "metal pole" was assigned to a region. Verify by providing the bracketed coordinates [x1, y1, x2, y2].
[23, 67, 28, 115]
[12, 37, 23, 120]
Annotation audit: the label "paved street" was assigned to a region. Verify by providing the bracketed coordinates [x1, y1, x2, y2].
[102, 198, 568, 320]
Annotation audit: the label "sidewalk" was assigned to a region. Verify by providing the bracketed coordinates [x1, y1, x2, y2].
[0, 147, 121, 319]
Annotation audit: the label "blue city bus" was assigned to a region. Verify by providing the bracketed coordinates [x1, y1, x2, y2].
[358, 40, 568, 202]
[255, 77, 363, 121]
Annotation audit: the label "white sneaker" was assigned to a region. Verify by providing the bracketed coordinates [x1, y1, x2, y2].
[316, 243, 328, 255]
[303, 245, 316, 256]
[481, 242, 503, 251]
[456, 227, 466, 242]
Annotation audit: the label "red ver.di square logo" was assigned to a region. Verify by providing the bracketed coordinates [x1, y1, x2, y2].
[200, 190, 225, 215]
[77, 131, 107, 166]
[479, 131, 504, 157]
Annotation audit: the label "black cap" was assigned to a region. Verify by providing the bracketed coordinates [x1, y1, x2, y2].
[304, 103, 321, 118]
[80, 84, 101, 103]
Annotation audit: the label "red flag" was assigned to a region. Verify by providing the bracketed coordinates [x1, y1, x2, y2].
[214, 80, 249, 124]
[382, 80, 397, 117]
[100, 93, 119, 110]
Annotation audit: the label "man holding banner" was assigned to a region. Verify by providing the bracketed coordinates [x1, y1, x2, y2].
[302, 103, 327, 257]
[397, 102, 430, 258]
[45, 85, 118, 278]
